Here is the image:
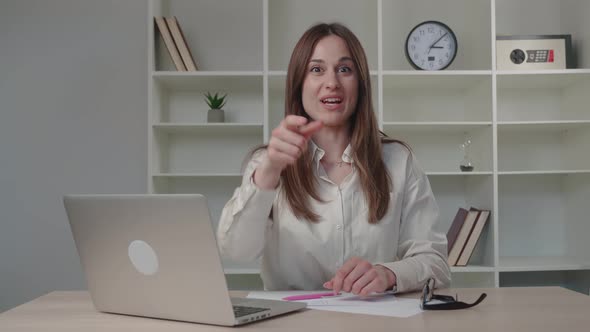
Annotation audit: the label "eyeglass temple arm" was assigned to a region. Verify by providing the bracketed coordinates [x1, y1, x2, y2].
[426, 293, 487, 310]
[458, 293, 487, 309]
[470, 293, 487, 307]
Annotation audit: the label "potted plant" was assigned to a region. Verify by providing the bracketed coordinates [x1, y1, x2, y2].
[204, 92, 227, 123]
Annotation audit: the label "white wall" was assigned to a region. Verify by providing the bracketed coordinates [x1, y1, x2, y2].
[0, 0, 147, 312]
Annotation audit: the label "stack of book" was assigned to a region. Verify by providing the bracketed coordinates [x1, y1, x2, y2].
[446, 207, 491, 266]
[154, 16, 198, 71]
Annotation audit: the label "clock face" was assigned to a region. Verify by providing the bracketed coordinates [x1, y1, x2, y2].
[405, 21, 457, 70]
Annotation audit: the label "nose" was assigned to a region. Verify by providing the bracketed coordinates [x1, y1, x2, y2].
[324, 70, 341, 89]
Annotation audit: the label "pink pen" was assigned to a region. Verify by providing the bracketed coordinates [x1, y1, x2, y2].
[282, 292, 341, 301]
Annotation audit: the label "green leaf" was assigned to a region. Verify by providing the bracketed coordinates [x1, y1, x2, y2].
[204, 91, 227, 109]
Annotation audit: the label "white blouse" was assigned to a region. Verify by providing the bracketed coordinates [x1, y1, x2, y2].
[216, 141, 451, 293]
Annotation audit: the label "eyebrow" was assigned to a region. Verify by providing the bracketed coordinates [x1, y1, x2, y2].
[309, 56, 354, 64]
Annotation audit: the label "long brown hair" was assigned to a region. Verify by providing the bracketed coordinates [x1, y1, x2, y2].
[275, 22, 399, 224]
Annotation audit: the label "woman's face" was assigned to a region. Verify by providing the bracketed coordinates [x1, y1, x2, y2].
[301, 35, 359, 128]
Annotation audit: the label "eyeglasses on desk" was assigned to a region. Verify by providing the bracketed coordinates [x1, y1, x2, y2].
[420, 277, 487, 310]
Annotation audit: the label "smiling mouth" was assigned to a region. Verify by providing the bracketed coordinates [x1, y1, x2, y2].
[321, 97, 342, 105]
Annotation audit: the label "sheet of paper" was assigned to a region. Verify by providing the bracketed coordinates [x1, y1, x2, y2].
[247, 291, 423, 318]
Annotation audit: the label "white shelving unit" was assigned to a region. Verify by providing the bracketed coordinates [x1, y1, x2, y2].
[148, 0, 590, 292]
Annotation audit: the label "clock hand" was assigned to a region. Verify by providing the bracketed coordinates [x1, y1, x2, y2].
[428, 32, 448, 53]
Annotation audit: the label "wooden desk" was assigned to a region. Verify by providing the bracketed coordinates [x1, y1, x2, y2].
[1, 287, 589, 331]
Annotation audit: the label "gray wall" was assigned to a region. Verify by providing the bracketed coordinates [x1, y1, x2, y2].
[0, 0, 148, 312]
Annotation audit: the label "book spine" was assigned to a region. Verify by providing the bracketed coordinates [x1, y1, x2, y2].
[456, 210, 490, 266]
[447, 210, 479, 266]
[166, 16, 198, 71]
[454, 210, 481, 266]
[154, 16, 186, 71]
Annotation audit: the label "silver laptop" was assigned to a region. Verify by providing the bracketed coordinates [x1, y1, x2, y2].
[63, 194, 306, 326]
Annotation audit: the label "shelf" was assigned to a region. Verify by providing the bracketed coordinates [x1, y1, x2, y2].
[224, 268, 260, 275]
[498, 121, 590, 133]
[384, 122, 491, 133]
[153, 123, 263, 135]
[382, 73, 491, 90]
[427, 171, 492, 176]
[499, 257, 590, 272]
[153, 73, 263, 90]
[268, 70, 492, 77]
[153, 71, 264, 77]
[269, 72, 379, 91]
[498, 170, 590, 176]
[451, 265, 495, 273]
[383, 70, 492, 76]
[268, 71, 287, 77]
[153, 173, 242, 178]
[270, 70, 378, 77]
[496, 69, 590, 76]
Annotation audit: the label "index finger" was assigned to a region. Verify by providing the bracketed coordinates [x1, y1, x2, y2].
[283, 115, 308, 130]
[298, 120, 323, 138]
[331, 258, 360, 294]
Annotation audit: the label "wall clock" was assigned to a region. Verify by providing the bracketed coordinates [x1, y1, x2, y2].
[405, 21, 458, 70]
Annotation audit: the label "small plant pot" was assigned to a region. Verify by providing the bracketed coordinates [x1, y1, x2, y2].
[207, 108, 224, 123]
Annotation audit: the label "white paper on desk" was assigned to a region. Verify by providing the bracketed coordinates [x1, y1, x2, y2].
[247, 291, 423, 318]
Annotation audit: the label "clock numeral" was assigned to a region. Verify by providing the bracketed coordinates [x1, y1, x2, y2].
[414, 53, 419, 60]
[446, 52, 449, 58]
[439, 59, 443, 65]
[444, 36, 448, 41]
[428, 27, 434, 33]
[419, 30, 425, 36]
[429, 62, 434, 68]
[413, 36, 419, 42]
[411, 45, 416, 51]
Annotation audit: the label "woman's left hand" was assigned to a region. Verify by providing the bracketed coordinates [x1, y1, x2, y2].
[323, 257, 396, 296]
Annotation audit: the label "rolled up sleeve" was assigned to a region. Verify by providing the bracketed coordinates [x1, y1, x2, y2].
[216, 150, 277, 262]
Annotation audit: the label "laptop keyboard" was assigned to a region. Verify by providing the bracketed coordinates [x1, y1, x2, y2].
[233, 305, 270, 318]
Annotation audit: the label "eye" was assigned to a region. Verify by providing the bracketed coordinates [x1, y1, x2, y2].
[309, 66, 322, 73]
[338, 66, 353, 73]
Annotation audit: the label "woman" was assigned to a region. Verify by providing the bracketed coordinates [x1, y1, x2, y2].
[217, 23, 450, 295]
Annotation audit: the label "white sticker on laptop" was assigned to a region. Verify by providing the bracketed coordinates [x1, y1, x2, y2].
[128, 240, 159, 275]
